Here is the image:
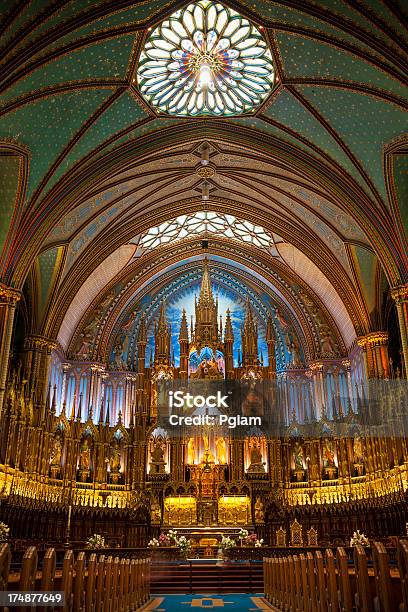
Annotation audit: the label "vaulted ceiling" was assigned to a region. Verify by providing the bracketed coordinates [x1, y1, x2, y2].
[0, 0, 407, 360]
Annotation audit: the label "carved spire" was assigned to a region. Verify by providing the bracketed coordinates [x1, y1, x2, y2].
[198, 257, 214, 305]
[266, 315, 275, 343]
[179, 308, 189, 380]
[266, 314, 276, 376]
[69, 393, 76, 421]
[138, 313, 147, 343]
[154, 300, 171, 366]
[76, 393, 83, 422]
[223, 309, 234, 378]
[193, 258, 221, 354]
[179, 309, 189, 342]
[99, 399, 105, 425]
[241, 297, 258, 368]
[105, 398, 110, 426]
[224, 309, 234, 342]
[51, 384, 57, 415]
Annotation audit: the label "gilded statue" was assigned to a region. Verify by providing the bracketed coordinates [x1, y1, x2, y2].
[293, 443, 304, 470]
[50, 436, 62, 466]
[79, 438, 91, 471]
[254, 496, 265, 523]
[216, 437, 227, 464]
[247, 442, 265, 473]
[187, 438, 195, 464]
[250, 444, 262, 465]
[319, 324, 338, 356]
[150, 497, 161, 524]
[110, 441, 121, 473]
[353, 437, 364, 464]
[323, 441, 335, 467]
[151, 441, 165, 464]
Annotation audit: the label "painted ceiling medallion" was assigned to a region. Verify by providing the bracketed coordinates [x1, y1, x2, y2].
[137, 0, 275, 116]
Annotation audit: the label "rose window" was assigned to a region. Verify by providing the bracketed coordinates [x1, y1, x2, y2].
[136, 0, 275, 116]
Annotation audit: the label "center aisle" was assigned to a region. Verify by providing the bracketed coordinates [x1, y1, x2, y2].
[141, 594, 274, 610]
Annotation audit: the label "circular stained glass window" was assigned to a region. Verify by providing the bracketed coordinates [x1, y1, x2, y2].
[137, 0, 275, 116]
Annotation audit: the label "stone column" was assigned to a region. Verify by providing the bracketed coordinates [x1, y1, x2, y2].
[61, 363, 71, 409]
[357, 333, 389, 378]
[24, 335, 57, 403]
[309, 362, 324, 418]
[88, 364, 104, 419]
[391, 284, 408, 378]
[0, 285, 21, 412]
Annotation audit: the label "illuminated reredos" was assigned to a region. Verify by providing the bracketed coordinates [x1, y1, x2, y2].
[137, 0, 275, 116]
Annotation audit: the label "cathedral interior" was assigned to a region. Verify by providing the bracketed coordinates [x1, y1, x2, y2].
[0, 0, 407, 604]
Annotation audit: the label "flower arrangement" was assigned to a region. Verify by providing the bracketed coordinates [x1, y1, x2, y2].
[350, 531, 369, 547]
[238, 528, 249, 540]
[158, 533, 171, 546]
[220, 536, 237, 551]
[168, 529, 179, 545]
[86, 534, 105, 549]
[243, 533, 264, 547]
[148, 538, 160, 547]
[0, 522, 9, 542]
[177, 535, 193, 558]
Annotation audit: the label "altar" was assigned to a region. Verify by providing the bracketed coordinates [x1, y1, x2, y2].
[162, 495, 251, 527]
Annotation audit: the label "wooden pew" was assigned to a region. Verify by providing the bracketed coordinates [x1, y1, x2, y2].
[353, 544, 373, 612]
[315, 551, 327, 612]
[398, 539, 408, 612]
[325, 549, 339, 612]
[61, 549, 74, 612]
[17, 547, 38, 612]
[39, 548, 56, 612]
[263, 541, 408, 612]
[72, 551, 85, 612]
[0, 543, 11, 592]
[306, 552, 318, 612]
[287, 554, 297, 612]
[372, 542, 394, 612]
[1, 544, 151, 612]
[85, 552, 97, 610]
[336, 547, 353, 612]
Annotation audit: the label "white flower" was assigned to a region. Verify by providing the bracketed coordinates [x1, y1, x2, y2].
[148, 538, 160, 548]
[221, 536, 237, 550]
[350, 530, 369, 547]
[86, 534, 105, 549]
[0, 522, 9, 542]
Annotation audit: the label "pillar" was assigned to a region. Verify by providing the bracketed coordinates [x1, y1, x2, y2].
[357, 332, 390, 378]
[0, 284, 20, 413]
[391, 284, 408, 378]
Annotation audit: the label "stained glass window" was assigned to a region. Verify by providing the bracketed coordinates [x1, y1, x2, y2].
[137, 0, 275, 116]
[132, 211, 277, 254]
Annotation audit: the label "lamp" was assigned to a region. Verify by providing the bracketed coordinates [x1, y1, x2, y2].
[202, 181, 210, 201]
[201, 144, 209, 166]
[199, 60, 212, 88]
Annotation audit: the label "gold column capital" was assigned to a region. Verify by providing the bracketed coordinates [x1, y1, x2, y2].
[357, 332, 388, 347]
[356, 336, 368, 348]
[308, 361, 324, 371]
[0, 283, 21, 305]
[24, 335, 58, 351]
[391, 284, 408, 303]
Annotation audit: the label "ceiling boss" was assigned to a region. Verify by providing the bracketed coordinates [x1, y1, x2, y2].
[137, 0, 275, 116]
